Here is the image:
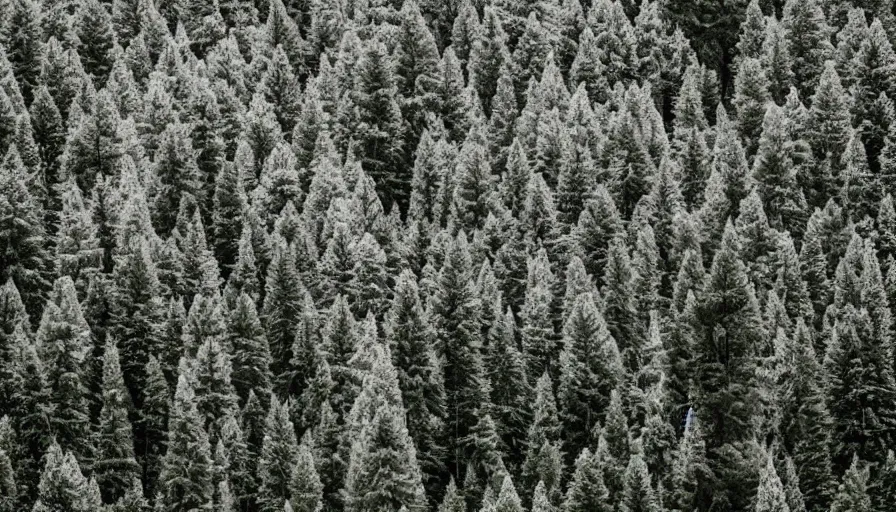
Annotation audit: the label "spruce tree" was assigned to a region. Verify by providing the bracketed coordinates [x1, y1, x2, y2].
[141, 356, 169, 503]
[384, 270, 446, 494]
[0, 145, 49, 320]
[829, 456, 871, 512]
[619, 441, 660, 512]
[781, 0, 832, 97]
[290, 435, 323, 512]
[348, 38, 407, 211]
[156, 374, 214, 512]
[343, 346, 427, 512]
[37, 277, 94, 463]
[93, 340, 140, 504]
[431, 232, 486, 479]
[755, 451, 790, 512]
[693, 222, 764, 511]
[557, 292, 623, 460]
[75, 0, 116, 85]
[258, 396, 299, 512]
[31, 442, 100, 512]
[227, 292, 273, 406]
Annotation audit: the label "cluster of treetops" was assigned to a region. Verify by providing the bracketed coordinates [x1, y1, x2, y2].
[3, 0, 896, 510]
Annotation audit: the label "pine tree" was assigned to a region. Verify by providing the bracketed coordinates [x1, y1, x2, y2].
[521, 372, 561, 496]
[258, 396, 299, 512]
[3, 0, 42, 104]
[558, 292, 623, 460]
[693, 222, 764, 511]
[0, 444, 15, 512]
[141, 355, 169, 503]
[431, 232, 486, 479]
[563, 447, 611, 512]
[755, 451, 790, 512]
[667, 414, 711, 512]
[75, 0, 116, 85]
[55, 179, 103, 293]
[193, 334, 239, 441]
[290, 435, 323, 512]
[573, 186, 623, 280]
[753, 103, 804, 232]
[0, 145, 49, 320]
[7, 325, 52, 501]
[485, 305, 529, 469]
[93, 340, 140, 504]
[469, 6, 510, 114]
[805, 61, 851, 185]
[37, 277, 94, 463]
[829, 456, 871, 512]
[156, 373, 214, 511]
[619, 441, 660, 512]
[263, 236, 305, 385]
[521, 250, 558, 381]
[781, 0, 832, 97]
[31, 442, 99, 512]
[151, 122, 203, 237]
[348, 38, 407, 211]
[385, 270, 446, 494]
[227, 292, 273, 406]
[343, 346, 427, 512]
[732, 57, 770, 158]
[824, 305, 896, 471]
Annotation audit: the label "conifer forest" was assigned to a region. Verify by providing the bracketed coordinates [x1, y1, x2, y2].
[9, 0, 896, 509]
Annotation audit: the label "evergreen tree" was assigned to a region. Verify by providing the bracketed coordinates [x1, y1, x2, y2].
[385, 270, 446, 494]
[431, 232, 486, 480]
[557, 292, 623, 460]
[781, 0, 832, 97]
[37, 277, 94, 463]
[156, 374, 214, 512]
[141, 355, 169, 503]
[3, 0, 42, 104]
[0, 146, 48, 320]
[31, 442, 99, 512]
[290, 435, 323, 512]
[228, 292, 273, 406]
[93, 340, 140, 504]
[347, 38, 407, 211]
[619, 441, 660, 512]
[829, 456, 871, 512]
[343, 346, 427, 512]
[693, 222, 764, 511]
[75, 0, 116, 85]
[263, 236, 305, 386]
[755, 451, 790, 512]
[258, 396, 299, 512]
[732, 57, 770, 158]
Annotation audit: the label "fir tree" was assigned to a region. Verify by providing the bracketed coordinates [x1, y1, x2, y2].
[31, 442, 100, 512]
[781, 0, 832, 97]
[558, 292, 623, 460]
[75, 0, 116, 85]
[430, 232, 486, 481]
[829, 456, 871, 512]
[693, 222, 764, 511]
[228, 292, 273, 406]
[755, 451, 790, 512]
[619, 441, 660, 512]
[290, 435, 323, 512]
[343, 346, 427, 512]
[0, 145, 48, 320]
[93, 340, 140, 504]
[385, 270, 446, 494]
[348, 38, 408, 211]
[258, 396, 299, 512]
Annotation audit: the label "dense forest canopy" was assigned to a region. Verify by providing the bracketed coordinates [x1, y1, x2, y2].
[1, 0, 896, 510]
